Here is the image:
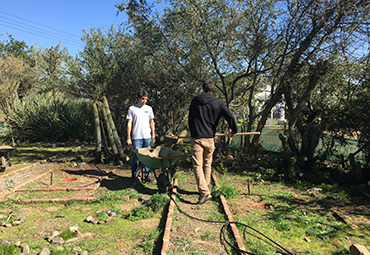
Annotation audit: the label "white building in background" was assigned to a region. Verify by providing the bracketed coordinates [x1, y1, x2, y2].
[255, 86, 286, 126]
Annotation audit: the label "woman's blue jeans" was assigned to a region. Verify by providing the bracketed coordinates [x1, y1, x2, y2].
[131, 138, 152, 179]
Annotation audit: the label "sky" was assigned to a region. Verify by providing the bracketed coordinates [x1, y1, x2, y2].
[0, 0, 128, 56]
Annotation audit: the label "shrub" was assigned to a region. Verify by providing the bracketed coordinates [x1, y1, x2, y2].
[7, 92, 94, 142]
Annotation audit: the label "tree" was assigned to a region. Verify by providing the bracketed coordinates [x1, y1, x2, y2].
[118, 0, 370, 170]
[0, 54, 30, 116]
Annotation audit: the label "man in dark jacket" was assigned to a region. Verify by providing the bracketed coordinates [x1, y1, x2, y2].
[188, 80, 238, 204]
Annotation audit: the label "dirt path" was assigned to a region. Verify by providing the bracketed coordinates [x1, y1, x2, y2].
[166, 170, 236, 254]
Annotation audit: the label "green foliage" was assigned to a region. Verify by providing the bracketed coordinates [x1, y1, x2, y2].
[316, 183, 349, 198]
[125, 205, 154, 221]
[134, 228, 163, 254]
[50, 250, 73, 255]
[201, 230, 216, 241]
[97, 188, 140, 203]
[7, 92, 94, 142]
[333, 248, 351, 255]
[305, 224, 338, 239]
[147, 193, 170, 212]
[58, 229, 77, 241]
[212, 182, 238, 199]
[187, 247, 206, 255]
[249, 240, 276, 255]
[94, 211, 109, 222]
[0, 245, 22, 255]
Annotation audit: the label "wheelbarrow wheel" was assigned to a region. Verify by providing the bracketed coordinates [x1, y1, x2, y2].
[157, 173, 169, 193]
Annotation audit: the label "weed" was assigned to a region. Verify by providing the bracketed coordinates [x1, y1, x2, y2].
[201, 230, 216, 241]
[97, 188, 140, 203]
[175, 237, 191, 246]
[125, 205, 154, 221]
[333, 248, 351, 255]
[147, 193, 170, 212]
[0, 200, 16, 209]
[65, 199, 87, 207]
[260, 166, 276, 180]
[134, 228, 163, 254]
[4, 179, 14, 190]
[58, 229, 77, 241]
[212, 182, 238, 199]
[272, 217, 292, 231]
[94, 211, 109, 221]
[218, 161, 228, 174]
[305, 223, 338, 239]
[176, 172, 189, 184]
[249, 239, 276, 255]
[187, 246, 207, 254]
[50, 250, 72, 255]
[0, 245, 22, 255]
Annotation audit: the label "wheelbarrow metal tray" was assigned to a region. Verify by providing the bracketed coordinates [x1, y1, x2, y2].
[0, 146, 16, 157]
[136, 146, 183, 169]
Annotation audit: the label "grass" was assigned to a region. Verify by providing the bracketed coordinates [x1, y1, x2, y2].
[1, 144, 370, 254]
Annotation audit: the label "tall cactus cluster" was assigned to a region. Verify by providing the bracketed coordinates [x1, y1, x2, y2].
[93, 96, 125, 163]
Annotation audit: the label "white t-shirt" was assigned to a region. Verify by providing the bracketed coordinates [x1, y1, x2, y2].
[127, 104, 154, 140]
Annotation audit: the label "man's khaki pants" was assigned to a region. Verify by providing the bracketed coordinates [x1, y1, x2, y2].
[191, 138, 215, 196]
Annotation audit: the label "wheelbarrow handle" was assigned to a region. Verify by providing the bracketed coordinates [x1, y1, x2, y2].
[178, 132, 262, 139]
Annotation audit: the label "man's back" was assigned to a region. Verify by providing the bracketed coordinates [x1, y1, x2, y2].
[188, 92, 237, 139]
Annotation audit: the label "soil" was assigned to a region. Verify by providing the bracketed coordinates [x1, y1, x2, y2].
[0, 148, 370, 254]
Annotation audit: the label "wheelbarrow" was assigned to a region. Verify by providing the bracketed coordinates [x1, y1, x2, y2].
[0, 145, 16, 172]
[135, 146, 183, 193]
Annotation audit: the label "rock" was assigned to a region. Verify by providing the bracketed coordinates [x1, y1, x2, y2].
[109, 212, 116, 217]
[51, 237, 64, 244]
[0, 221, 6, 226]
[350, 244, 370, 255]
[0, 215, 5, 219]
[14, 240, 21, 247]
[39, 248, 50, 255]
[17, 215, 26, 222]
[141, 195, 150, 204]
[64, 237, 79, 243]
[12, 220, 22, 226]
[91, 219, 98, 224]
[97, 220, 105, 224]
[73, 246, 82, 252]
[312, 188, 323, 194]
[21, 243, 30, 254]
[69, 226, 78, 232]
[47, 231, 60, 241]
[4, 223, 12, 227]
[85, 215, 93, 222]
[1, 240, 11, 246]
[79, 251, 88, 255]
[105, 216, 114, 223]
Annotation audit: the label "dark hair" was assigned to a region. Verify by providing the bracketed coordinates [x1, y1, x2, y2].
[202, 80, 215, 93]
[137, 89, 149, 98]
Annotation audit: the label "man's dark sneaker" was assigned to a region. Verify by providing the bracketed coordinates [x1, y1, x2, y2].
[145, 176, 155, 183]
[196, 194, 212, 205]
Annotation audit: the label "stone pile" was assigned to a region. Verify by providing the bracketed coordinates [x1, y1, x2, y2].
[0, 214, 26, 227]
[85, 209, 117, 224]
